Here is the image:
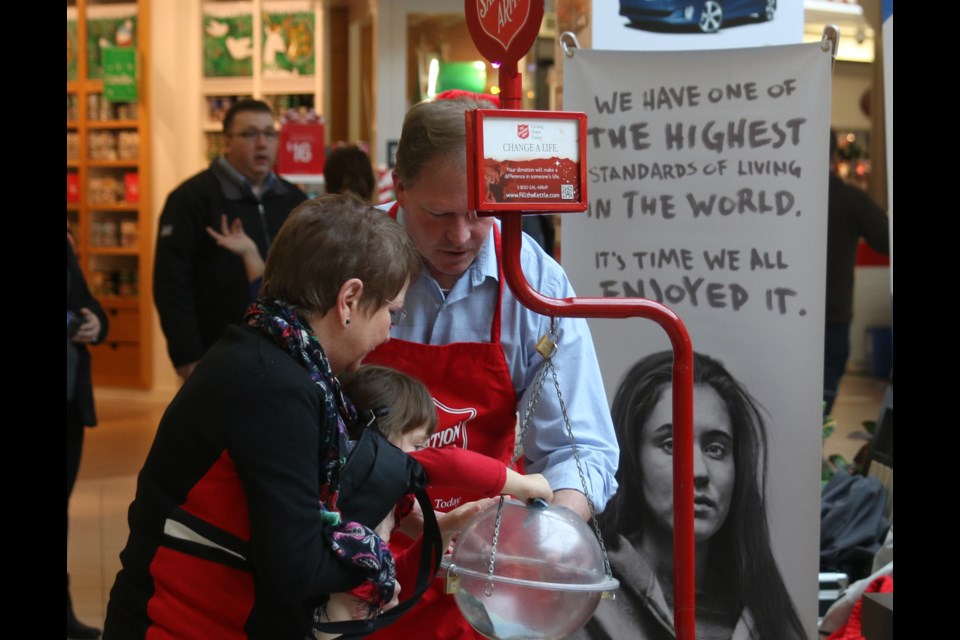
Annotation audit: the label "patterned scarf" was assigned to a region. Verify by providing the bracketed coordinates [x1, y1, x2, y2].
[246, 298, 396, 611]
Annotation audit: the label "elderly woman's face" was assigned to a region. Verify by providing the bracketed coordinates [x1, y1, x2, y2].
[638, 384, 735, 543]
[339, 283, 409, 374]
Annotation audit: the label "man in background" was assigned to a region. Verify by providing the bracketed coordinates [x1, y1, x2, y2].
[823, 129, 890, 415]
[154, 99, 306, 378]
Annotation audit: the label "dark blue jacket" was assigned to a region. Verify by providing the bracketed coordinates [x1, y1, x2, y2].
[67, 236, 109, 424]
[153, 160, 306, 367]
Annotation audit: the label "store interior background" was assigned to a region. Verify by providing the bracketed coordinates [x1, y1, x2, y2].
[70, 0, 892, 629]
[70, 0, 888, 398]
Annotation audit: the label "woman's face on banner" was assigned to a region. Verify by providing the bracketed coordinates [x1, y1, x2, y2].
[638, 384, 735, 543]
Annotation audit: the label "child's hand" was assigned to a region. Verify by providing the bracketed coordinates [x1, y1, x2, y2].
[312, 582, 401, 640]
[437, 497, 498, 551]
[503, 470, 553, 504]
[206, 215, 258, 258]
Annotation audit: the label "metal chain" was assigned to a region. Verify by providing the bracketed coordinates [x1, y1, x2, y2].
[514, 317, 613, 578]
[485, 495, 506, 596]
[513, 328, 554, 465]
[547, 353, 613, 578]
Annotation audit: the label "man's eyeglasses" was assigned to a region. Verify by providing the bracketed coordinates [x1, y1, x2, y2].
[227, 129, 279, 142]
[382, 298, 407, 325]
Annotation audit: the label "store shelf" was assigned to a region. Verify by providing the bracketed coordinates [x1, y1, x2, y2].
[88, 159, 140, 168]
[97, 295, 140, 309]
[201, 77, 256, 96]
[86, 120, 140, 129]
[67, 0, 153, 389]
[88, 202, 140, 212]
[261, 77, 317, 95]
[278, 173, 324, 183]
[89, 246, 139, 256]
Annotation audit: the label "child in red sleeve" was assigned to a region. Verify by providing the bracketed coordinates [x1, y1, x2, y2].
[312, 365, 552, 639]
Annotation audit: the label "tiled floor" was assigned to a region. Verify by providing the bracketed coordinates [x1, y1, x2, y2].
[67, 373, 890, 632]
[68, 390, 172, 630]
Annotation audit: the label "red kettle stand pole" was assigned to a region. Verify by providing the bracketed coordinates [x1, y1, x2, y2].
[468, 11, 697, 635]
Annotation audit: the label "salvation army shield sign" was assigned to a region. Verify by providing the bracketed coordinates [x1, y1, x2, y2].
[466, 0, 543, 66]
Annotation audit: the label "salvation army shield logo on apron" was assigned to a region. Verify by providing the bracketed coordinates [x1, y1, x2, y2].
[427, 400, 478, 450]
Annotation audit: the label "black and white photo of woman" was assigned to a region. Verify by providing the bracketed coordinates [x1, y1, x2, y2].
[574, 350, 805, 640]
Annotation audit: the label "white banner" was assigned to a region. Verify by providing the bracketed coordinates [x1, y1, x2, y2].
[563, 43, 830, 637]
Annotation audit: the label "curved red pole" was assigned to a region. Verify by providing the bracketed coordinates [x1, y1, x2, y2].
[499, 214, 697, 640]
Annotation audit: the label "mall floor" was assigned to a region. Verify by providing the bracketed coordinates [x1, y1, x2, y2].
[67, 372, 890, 631]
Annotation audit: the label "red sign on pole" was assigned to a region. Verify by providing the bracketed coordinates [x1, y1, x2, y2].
[466, 108, 587, 213]
[465, 0, 543, 67]
[276, 121, 326, 176]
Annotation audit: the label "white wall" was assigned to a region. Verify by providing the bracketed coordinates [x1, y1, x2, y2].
[832, 60, 872, 130]
[374, 0, 454, 168]
[149, 0, 206, 396]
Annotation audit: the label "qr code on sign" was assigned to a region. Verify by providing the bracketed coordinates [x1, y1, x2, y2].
[561, 184, 574, 200]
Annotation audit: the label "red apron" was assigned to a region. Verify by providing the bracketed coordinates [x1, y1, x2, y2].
[365, 205, 518, 639]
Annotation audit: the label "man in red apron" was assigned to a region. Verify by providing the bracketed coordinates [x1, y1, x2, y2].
[365, 96, 619, 639]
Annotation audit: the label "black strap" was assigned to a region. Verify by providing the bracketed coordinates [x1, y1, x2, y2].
[312, 485, 443, 637]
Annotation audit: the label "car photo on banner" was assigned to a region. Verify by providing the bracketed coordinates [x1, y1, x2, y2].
[619, 0, 776, 34]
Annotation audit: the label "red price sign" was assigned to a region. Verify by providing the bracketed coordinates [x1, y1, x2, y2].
[276, 121, 326, 176]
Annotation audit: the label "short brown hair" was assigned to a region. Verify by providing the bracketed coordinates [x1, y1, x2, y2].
[395, 96, 496, 185]
[260, 194, 421, 316]
[223, 99, 273, 134]
[324, 145, 376, 201]
[340, 365, 438, 441]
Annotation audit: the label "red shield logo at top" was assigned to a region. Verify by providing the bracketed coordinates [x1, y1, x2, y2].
[517, 124, 530, 139]
[466, 0, 543, 68]
[476, 0, 533, 57]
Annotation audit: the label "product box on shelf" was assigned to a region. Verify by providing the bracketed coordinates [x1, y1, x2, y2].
[67, 173, 80, 203]
[203, 2, 254, 78]
[124, 172, 140, 203]
[121, 220, 139, 247]
[68, 7, 79, 82]
[262, 2, 315, 78]
[86, 4, 139, 80]
[67, 133, 80, 162]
